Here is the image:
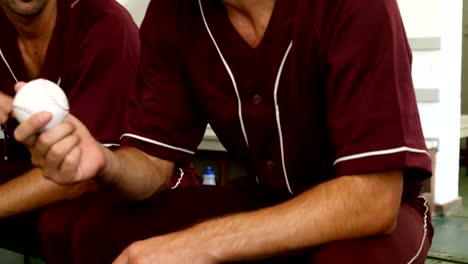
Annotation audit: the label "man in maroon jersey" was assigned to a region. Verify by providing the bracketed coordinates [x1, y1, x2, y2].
[0, 0, 200, 261]
[15, 0, 433, 263]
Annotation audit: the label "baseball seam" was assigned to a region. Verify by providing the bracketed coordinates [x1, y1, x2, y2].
[42, 79, 69, 113]
[13, 104, 34, 115]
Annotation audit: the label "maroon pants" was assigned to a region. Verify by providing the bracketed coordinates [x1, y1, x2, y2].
[0, 161, 200, 262]
[40, 182, 432, 264]
[0, 161, 42, 258]
[39, 167, 201, 263]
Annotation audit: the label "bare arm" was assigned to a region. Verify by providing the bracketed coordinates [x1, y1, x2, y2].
[14, 112, 176, 201]
[0, 168, 97, 218]
[0, 145, 175, 217]
[123, 171, 403, 263]
[100, 147, 175, 200]
[1, 91, 98, 218]
[203, 171, 402, 261]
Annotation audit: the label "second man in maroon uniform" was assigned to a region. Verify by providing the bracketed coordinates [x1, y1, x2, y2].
[15, 0, 432, 263]
[0, 0, 200, 261]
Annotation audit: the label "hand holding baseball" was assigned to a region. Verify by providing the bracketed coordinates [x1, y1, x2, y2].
[14, 81, 107, 185]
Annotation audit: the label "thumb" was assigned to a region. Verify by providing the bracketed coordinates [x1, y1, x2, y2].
[112, 250, 129, 264]
[14, 82, 27, 93]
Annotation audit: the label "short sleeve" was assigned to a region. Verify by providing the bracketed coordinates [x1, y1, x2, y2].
[66, 7, 140, 146]
[120, 1, 207, 166]
[325, 0, 431, 180]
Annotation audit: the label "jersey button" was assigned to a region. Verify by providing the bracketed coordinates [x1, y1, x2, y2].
[266, 161, 274, 170]
[252, 94, 262, 105]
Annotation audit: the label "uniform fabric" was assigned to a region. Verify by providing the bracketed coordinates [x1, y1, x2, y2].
[122, 0, 431, 197]
[52, 0, 433, 262]
[0, 0, 140, 257]
[0, 0, 200, 259]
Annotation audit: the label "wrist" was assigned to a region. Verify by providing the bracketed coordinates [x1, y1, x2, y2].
[185, 222, 226, 262]
[98, 146, 119, 185]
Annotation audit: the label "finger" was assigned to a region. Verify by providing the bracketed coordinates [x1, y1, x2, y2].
[43, 146, 81, 185]
[112, 251, 129, 264]
[14, 82, 27, 93]
[57, 146, 82, 184]
[35, 122, 76, 160]
[14, 111, 52, 143]
[44, 133, 80, 174]
[23, 135, 38, 154]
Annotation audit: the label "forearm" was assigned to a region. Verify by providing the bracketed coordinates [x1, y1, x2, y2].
[0, 168, 97, 218]
[100, 147, 175, 200]
[186, 171, 403, 261]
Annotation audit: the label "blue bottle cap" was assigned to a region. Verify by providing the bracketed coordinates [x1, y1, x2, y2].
[204, 167, 215, 175]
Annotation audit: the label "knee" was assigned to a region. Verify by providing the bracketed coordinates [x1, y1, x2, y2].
[310, 239, 388, 264]
[310, 235, 429, 264]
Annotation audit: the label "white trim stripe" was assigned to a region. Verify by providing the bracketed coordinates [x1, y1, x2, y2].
[171, 168, 185, 189]
[0, 48, 19, 83]
[70, 0, 80, 8]
[333, 147, 430, 166]
[120, 133, 195, 155]
[274, 41, 294, 195]
[0, 47, 61, 86]
[198, 0, 249, 148]
[406, 196, 429, 264]
[102, 143, 120, 148]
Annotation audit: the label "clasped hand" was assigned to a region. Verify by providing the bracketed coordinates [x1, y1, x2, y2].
[12, 82, 106, 185]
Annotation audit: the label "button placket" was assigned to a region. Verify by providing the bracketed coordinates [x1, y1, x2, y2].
[266, 160, 274, 170]
[252, 94, 262, 105]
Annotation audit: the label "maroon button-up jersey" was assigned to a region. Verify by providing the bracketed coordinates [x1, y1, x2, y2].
[122, 0, 431, 197]
[0, 0, 139, 175]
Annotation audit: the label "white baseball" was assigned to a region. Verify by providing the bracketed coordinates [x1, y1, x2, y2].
[13, 79, 69, 130]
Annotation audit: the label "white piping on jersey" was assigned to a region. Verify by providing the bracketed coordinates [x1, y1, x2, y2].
[406, 196, 429, 264]
[0, 48, 16, 162]
[1, 127, 6, 161]
[171, 168, 185, 189]
[0, 49, 62, 86]
[0, 48, 19, 83]
[333, 146, 431, 166]
[70, 0, 80, 8]
[198, 0, 249, 148]
[120, 133, 195, 155]
[102, 143, 120, 148]
[199, 0, 294, 194]
[274, 41, 294, 195]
